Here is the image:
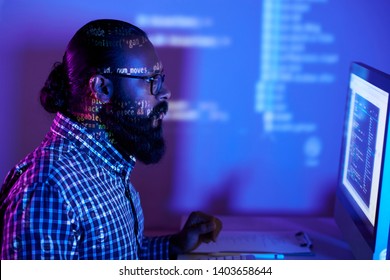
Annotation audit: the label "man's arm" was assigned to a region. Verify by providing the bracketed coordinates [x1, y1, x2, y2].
[1, 182, 78, 259]
[139, 235, 171, 259]
[169, 211, 222, 259]
[139, 212, 222, 260]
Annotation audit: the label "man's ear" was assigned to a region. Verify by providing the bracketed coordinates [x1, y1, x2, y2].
[89, 74, 113, 103]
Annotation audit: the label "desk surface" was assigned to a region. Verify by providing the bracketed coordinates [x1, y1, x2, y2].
[211, 216, 354, 260]
[147, 216, 355, 260]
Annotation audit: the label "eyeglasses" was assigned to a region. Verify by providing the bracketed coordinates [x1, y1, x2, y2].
[108, 73, 165, 96]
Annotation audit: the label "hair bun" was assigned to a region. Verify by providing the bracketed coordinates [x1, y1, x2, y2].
[40, 62, 69, 113]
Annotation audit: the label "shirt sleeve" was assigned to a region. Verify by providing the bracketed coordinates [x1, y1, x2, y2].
[139, 235, 171, 260]
[1, 181, 78, 260]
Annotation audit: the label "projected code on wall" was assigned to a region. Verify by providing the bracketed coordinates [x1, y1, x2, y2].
[256, 0, 337, 133]
[347, 94, 379, 207]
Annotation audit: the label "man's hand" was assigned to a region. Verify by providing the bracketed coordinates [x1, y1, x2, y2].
[169, 211, 222, 258]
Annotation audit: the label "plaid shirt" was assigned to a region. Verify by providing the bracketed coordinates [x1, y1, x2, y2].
[0, 113, 170, 259]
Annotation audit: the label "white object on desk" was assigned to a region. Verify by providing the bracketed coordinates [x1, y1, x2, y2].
[193, 230, 313, 255]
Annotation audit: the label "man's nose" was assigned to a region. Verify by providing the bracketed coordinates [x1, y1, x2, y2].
[156, 86, 171, 101]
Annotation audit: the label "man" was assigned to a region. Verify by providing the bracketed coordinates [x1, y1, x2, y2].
[0, 19, 221, 259]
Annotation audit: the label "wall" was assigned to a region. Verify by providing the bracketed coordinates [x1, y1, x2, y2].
[1, 0, 390, 231]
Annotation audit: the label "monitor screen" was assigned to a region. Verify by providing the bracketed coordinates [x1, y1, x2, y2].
[342, 67, 389, 228]
[335, 62, 390, 259]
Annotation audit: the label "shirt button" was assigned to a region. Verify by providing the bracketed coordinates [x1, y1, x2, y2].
[115, 163, 123, 172]
[96, 228, 107, 242]
[41, 235, 54, 253]
[12, 236, 22, 252]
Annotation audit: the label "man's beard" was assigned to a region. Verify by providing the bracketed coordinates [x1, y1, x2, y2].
[100, 100, 168, 164]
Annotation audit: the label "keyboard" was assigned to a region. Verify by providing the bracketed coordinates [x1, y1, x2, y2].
[178, 254, 256, 260]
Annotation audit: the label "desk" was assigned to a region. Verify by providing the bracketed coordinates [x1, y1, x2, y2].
[147, 216, 354, 259]
[206, 216, 354, 260]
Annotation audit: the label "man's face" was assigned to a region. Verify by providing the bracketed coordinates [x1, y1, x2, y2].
[100, 42, 171, 164]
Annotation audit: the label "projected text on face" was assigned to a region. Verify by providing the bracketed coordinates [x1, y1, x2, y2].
[347, 94, 379, 207]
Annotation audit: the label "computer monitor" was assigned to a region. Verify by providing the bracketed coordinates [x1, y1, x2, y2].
[334, 62, 390, 259]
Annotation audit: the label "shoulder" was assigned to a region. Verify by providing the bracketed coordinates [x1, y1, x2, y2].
[1, 133, 96, 205]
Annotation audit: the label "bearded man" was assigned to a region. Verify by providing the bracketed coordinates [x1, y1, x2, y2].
[0, 19, 221, 260]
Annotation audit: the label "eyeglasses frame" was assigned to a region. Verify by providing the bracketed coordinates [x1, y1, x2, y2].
[104, 72, 165, 96]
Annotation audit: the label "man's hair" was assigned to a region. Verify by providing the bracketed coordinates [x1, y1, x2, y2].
[40, 19, 148, 114]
